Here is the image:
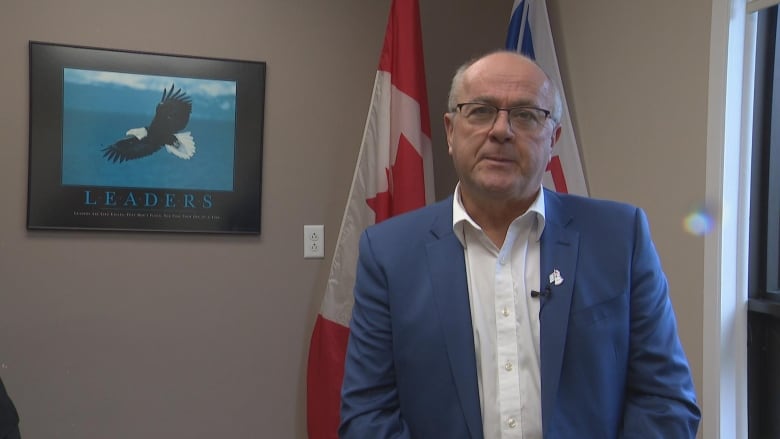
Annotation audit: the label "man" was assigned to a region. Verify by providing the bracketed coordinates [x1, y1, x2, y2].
[339, 50, 700, 438]
[0, 377, 20, 439]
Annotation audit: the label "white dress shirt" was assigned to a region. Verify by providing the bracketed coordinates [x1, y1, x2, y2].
[452, 185, 545, 439]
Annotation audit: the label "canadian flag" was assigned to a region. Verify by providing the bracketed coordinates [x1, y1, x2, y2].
[305, 0, 434, 437]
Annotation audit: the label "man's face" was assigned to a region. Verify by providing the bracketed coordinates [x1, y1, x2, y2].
[444, 53, 561, 207]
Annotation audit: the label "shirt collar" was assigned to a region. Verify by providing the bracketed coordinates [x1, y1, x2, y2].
[452, 183, 547, 246]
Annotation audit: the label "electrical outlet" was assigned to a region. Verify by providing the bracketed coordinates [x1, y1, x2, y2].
[304, 225, 324, 258]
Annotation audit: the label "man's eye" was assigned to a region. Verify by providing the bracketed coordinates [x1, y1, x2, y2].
[512, 109, 536, 121]
[469, 106, 494, 116]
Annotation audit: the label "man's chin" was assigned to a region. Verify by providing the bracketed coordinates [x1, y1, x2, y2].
[471, 177, 541, 200]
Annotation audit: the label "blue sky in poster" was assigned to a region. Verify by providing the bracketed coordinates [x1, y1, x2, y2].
[61, 69, 237, 191]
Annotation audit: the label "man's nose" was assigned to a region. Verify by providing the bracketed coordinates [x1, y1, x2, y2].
[489, 110, 515, 142]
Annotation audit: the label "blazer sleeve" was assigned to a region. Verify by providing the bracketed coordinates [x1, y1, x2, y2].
[338, 231, 412, 439]
[619, 208, 701, 438]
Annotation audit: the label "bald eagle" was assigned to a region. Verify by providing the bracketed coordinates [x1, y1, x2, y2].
[102, 84, 195, 163]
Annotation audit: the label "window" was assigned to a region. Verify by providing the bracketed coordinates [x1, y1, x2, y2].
[750, 5, 780, 303]
[748, 5, 780, 437]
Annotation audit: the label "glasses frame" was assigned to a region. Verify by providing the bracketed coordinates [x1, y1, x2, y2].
[453, 102, 554, 130]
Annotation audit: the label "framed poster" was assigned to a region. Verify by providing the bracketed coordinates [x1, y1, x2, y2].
[27, 41, 265, 234]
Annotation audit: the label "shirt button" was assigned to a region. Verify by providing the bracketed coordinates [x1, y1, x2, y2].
[504, 361, 513, 371]
[507, 417, 517, 428]
[502, 307, 510, 317]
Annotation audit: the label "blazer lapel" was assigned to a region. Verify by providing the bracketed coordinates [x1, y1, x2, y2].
[426, 200, 483, 439]
[539, 191, 580, 434]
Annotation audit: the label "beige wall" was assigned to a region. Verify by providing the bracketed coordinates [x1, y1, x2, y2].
[0, 0, 710, 437]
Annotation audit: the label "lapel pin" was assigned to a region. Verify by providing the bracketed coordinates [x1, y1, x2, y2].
[549, 269, 563, 286]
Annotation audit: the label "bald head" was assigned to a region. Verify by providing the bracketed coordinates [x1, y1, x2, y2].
[447, 50, 562, 123]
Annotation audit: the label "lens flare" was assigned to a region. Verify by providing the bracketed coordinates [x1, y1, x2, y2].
[683, 206, 715, 236]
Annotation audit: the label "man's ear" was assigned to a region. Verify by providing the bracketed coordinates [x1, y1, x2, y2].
[444, 112, 455, 155]
[551, 124, 562, 147]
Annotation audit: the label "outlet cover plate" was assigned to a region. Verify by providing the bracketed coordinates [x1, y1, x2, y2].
[304, 225, 324, 258]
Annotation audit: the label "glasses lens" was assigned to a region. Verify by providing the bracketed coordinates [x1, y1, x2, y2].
[509, 107, 546, 129]
[461, 103, 497, 124]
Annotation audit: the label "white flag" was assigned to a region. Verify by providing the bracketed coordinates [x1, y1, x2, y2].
[507, 0, 588, 195]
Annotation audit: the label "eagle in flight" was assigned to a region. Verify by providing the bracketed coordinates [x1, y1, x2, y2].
[102, 84, 195, 163]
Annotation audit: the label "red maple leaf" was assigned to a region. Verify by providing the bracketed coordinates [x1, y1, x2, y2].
[366, 133, 426, 223]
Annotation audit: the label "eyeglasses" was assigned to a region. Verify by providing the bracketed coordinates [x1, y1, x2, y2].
[453, 102, 553, 131]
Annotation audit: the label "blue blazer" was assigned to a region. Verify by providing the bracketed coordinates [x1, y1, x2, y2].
[339, 190, 700, 438]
